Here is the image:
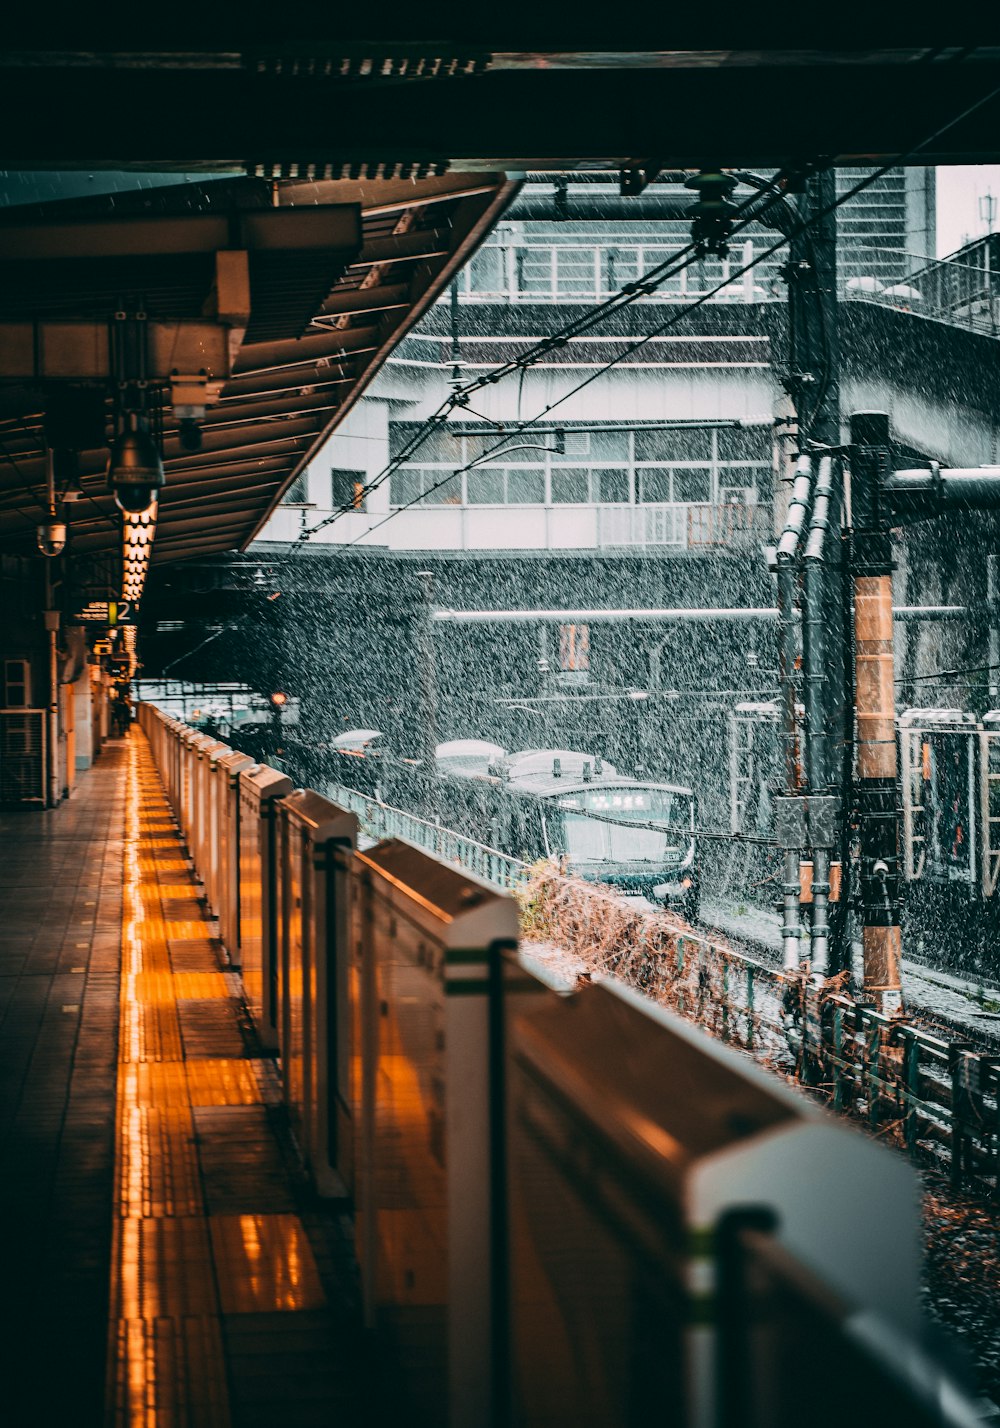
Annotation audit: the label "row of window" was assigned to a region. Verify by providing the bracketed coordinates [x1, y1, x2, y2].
[459, 241, 779, 299]
[388, 423, 773, 465]
[388, 465, 762, 508]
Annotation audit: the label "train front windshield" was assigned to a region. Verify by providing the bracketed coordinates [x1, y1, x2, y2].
[551, 788, 692, 863]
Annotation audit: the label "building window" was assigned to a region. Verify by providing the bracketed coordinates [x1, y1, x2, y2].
[672, 468, 712, 503]
[466, 469, 506, 505]
[559, 623, 590, 672]
[550, 468, 590, 503]
[466, 468, 545, 505]
[385, 421, 771, 512]
[595, 468, 630, 504]
[283, 472, 310, 504]
[388, 470, 461, 506]
[331, 468, 367, 511]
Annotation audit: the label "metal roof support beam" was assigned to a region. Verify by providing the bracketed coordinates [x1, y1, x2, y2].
[0, 320, 234, 382]
[233, 324, 382, 374]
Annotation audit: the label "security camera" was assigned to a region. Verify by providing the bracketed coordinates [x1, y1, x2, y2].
[107, 412, 165, 513]
[36, 520, 67, 557]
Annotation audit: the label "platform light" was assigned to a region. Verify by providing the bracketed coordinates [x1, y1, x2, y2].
[121, 497, 158, 606]
[269, 690, 289, 709]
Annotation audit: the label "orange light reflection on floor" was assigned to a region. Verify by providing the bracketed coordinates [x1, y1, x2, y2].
[106, 734, 328, 1427]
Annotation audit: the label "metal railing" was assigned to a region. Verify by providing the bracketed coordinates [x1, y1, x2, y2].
[456, 238, 775, 305]
[527, 869, 1000, 1200]
[844, 235, 1000, 337]
[596, 500, 769, 550]
[322, 780, 531, 890]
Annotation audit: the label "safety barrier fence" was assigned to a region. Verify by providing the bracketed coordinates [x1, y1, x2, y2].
[137, 701, 987, 1428]
[523, 867, 1000, 1201]
[294, 775, 1000, 1201]
[322, 778, 530, 891]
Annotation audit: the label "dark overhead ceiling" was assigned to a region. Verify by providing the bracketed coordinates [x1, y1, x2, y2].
[0, 172, 516, 564]
[1, 35, 999, 578]
[1, 41, 999, 171]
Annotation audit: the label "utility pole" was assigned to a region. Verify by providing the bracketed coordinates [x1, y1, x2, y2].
[849, 413, 903, 1016]
[786, 170, 850, 974]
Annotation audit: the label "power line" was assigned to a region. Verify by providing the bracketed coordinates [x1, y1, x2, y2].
[299, 79, 1000, 551]
[299, 172, 805, 542]
[897, 660, 1000, 685]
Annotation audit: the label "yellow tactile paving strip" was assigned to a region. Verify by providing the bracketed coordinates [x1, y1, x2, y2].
[107, 733, 327, 1426]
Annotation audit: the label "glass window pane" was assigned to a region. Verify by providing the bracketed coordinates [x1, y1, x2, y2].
[421, 474, 462, 505]
[507, 469, 545, 504]
[634, 428, 712, 461]
[389, 470, 422, 506]
[717, 426, 772, 461]
[466, 469, 506, 504]
[589, 431, 629, 461]
[596, 469, 630, 503]
[468, 246, 504, 293]
[639, 469, 672, 503]
[551, 469, 590, 503]
[389, 423, 461, 462]
[718, 465, 755, 489]
[673, 468, 711, 503]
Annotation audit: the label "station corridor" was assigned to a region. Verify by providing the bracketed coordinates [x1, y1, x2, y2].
[0, 733, 373, 1427]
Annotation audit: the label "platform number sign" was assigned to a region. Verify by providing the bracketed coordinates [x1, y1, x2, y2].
[70, 599, 136, 627]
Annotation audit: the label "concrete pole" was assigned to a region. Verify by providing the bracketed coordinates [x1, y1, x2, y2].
[850, 413, 904, 1016]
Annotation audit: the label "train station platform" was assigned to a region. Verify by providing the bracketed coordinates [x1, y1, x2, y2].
[0, 732, 375, 1427]
[2, 711, 990, 1428]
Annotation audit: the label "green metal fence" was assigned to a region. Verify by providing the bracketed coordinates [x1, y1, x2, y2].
[326, 779, 1000, 1199]
[324, 780, 531, 891]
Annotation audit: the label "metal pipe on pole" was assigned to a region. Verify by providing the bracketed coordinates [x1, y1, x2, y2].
[803, 455, 837, 972]
[884, 466, 1000, 517]
[432, 604, 967, 625]
[849, 412, 904, 1016]
[43, 446, 61, 808]
[775, 452, 814, 972]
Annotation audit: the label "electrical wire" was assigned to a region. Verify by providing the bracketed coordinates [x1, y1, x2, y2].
[302, 77, 1000, 548]
[897, 660, 1000, 685]
[299, 170, 807, 541]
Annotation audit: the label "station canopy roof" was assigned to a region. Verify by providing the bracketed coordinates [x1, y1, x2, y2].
[1, 31, 1000, 569]
[0, 171, 515, 564]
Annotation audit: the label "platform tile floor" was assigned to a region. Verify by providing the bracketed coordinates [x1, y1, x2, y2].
[0, 733, 392, 1426]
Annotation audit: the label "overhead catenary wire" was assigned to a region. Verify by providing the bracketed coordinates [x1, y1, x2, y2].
[299, 170, 808, 541]
[300, 79, 1000, 550]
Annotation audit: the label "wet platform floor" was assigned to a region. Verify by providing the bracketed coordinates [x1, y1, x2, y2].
[0, 733, 377, 1426]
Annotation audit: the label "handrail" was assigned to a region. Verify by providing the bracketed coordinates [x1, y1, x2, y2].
[323, 779, 531, 891]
